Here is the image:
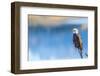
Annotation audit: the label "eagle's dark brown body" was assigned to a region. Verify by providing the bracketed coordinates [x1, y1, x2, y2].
[73, 33, 83, 58]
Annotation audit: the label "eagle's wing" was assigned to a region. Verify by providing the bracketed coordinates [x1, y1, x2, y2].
[78, 34, 83, 50]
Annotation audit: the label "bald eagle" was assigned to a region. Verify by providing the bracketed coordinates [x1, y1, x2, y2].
[73, 28, 83, 58]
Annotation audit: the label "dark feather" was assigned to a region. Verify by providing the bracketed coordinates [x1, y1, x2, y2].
[73, 33, 83, 58]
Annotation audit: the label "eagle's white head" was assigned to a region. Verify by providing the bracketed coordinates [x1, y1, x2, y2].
[73, 28, 79, 34]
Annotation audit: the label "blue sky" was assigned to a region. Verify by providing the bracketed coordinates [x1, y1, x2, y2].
[28, 15, 88, 61]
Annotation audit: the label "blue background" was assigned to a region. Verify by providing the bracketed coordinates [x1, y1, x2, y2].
[28, 17, 88, 61]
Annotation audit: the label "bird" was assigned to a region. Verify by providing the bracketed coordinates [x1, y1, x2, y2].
[73, 28, 83, 58]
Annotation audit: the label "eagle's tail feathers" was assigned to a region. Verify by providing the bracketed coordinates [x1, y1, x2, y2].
[78, 49, 83, 59]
